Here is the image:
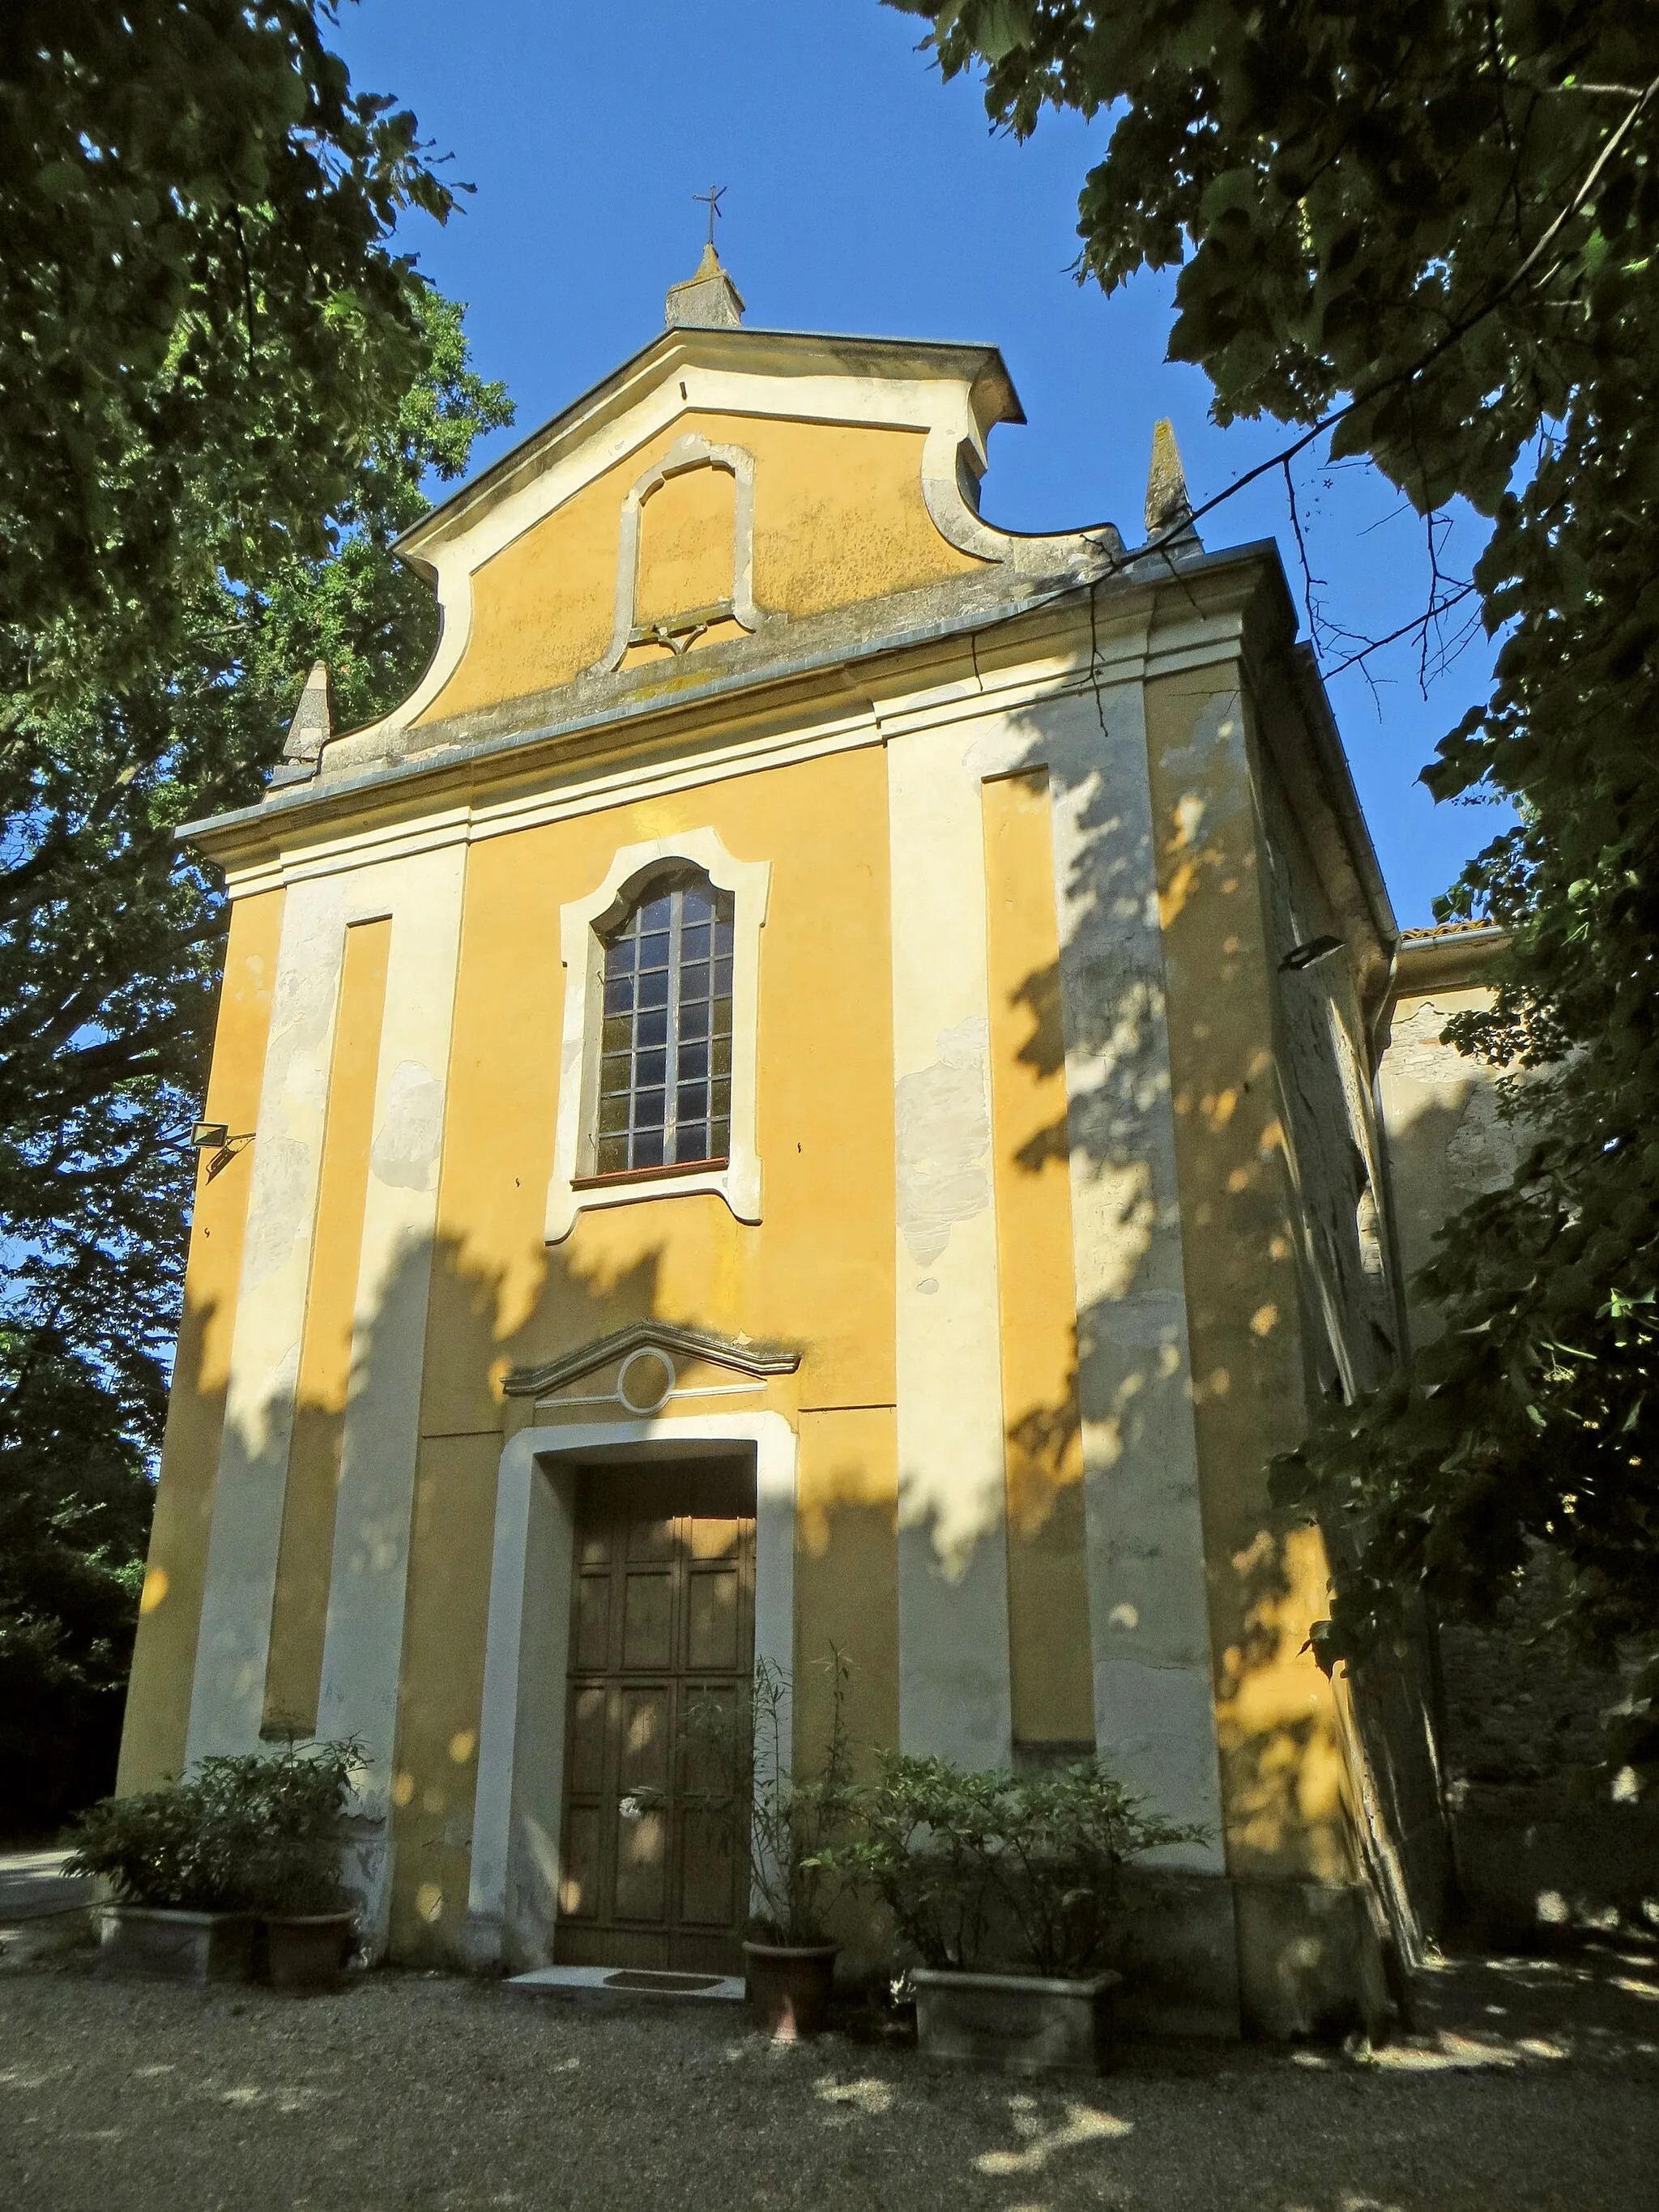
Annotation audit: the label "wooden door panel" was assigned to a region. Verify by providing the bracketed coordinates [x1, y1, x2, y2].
[622, 1570, 674, 1669]
[687, 1566, 741, 1669]
[613, 1804, 668, 1922]
[680, 1680, 739, 1797]
[618, 1684, 671, 1792]
[689, 1507, 742, 1558]
[679, 1804, 739, 1927]
[626, 1490, 677, 1561]
[559, 1805, 601, 1921]
[556, 1460, 755, 1971]
[567, 1684, 608, 1796]
[573, 1575, 611, 1670]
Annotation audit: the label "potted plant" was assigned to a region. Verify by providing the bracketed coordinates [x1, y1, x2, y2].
[66, 1737, 360, 1991]
[66, 1766, 260, 1983]
[691, 1650, 856, 2038]
[838, 1754, 1203, 2074]
[239, 1737, 360, 1993]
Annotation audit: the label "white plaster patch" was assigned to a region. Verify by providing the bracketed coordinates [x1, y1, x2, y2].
[895, 1016, 991, 1266]
[240, 1132, 314, 1290]
[369, 1060, 445, 1191]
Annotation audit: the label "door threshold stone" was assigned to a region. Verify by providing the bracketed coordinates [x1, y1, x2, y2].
[507, 1964, 744, 2006]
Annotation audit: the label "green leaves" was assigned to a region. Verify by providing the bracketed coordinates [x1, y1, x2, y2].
[65, 1737, 361, 1913]
[0, 2, 460, 681]
[830, 1752, 1204, 1976]
[0, 279, 510, 1821]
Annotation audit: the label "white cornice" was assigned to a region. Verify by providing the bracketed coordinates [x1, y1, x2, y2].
[212, 569, 1276, 902]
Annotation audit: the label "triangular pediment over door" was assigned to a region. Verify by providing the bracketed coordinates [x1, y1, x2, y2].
[502, 1320, 800, 1418]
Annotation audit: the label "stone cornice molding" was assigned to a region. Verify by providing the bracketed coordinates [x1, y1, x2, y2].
[501, 1319, 803, 1400]
[186, 548, 1294, 898]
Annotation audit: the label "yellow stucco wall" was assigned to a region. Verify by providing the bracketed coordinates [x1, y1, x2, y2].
[795, 1404, 901, 1768]
[633, 460, 736, 629]
[117, 889, 286, 1793]
[385, 740, 900, 1948]
[414, 742, 898, 1426]
[387, 1432, 502, 1958]
[982, 769, 1093, 1747]
[416, 415, 984, 724]
[1144, 671, 1356, 1884]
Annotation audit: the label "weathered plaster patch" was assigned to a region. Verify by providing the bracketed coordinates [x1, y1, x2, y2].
[241, 1133, 314, 1290]
[371, 1061, 445, 1191]
[895, 1016, 991, 1266]
[1444, 1082, 1522, 1197]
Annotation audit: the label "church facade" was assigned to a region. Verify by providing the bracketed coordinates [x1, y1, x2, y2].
[119, 253, 1432, 2035]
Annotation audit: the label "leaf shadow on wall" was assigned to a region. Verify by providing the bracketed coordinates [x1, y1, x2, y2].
[988, 682, 1448, 1936]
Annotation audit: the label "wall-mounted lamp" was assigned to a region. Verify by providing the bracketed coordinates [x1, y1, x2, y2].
[190, 1120, 255, 1182]
[1279, 935, 1346, 974]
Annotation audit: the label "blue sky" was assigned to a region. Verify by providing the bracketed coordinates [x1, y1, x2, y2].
[333, 0, 1507, 926]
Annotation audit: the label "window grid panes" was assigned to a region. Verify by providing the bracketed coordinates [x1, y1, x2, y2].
[596, 873, 734, 1177]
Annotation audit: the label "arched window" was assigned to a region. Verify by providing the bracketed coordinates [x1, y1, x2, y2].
[595, 869, 734, 1175]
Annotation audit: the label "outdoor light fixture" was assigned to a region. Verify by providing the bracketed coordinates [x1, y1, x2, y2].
[1278, 934, 1346, 973]
[190, 1119, 255, 1181]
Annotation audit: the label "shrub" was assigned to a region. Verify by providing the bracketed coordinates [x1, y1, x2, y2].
[835, 1754, 1205, 1979]
[684, 1650, 856, 1946]
[66, 1737, 359, 1916]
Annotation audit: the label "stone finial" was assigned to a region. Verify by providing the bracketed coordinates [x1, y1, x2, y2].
[283, 660, 334, 764]
[1144, 418, 1195, 541]
[665, 241, 745, 330]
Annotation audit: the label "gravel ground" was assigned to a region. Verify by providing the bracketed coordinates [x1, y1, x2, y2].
[2, 1939, 1657, 2212]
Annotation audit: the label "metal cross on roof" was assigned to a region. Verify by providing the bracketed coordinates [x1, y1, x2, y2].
[693, 183, 725, 246]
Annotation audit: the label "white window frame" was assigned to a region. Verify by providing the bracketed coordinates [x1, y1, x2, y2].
[545, 827, 769, 1242]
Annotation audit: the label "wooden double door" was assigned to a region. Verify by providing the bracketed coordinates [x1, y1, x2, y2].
[554, 1461, 755, 1973]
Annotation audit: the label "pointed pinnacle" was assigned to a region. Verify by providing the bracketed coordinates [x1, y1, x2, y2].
[283, 660, 335, 764]
[1145, 418, 1192, 539]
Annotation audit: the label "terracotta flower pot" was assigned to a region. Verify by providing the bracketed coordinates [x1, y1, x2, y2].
[262, 1911, 356, 1994]
[742, 1939, 838, 2039]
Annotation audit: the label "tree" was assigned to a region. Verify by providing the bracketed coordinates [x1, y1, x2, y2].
[0, 288, 512, 1828]
[890, 2, 1658, 1762]
[0, 1, 455, 682]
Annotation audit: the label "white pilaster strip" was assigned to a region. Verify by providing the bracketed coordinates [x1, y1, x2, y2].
[185, 876, 350, 1764]
[887, 718, 1013, 1771]
[1044, 684, 1226, 1869]
[314, 842, 468, 1940]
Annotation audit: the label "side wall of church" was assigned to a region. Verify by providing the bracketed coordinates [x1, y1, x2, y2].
[1247, 762, 1454, 1954]
[1379, 965, 1520, 1331]
[1144, 670, 1363, 1903]
[1253, 733, 1398, 1400]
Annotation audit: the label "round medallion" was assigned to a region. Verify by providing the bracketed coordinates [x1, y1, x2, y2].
[616, 1345, 676, 1414]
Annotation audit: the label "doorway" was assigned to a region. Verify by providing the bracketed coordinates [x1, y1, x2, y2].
[554, 1460, 754, 1972]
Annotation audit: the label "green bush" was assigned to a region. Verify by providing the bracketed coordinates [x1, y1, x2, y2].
[834, 1754, 1205, 1979]
[66, 1738, 359, 1916]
